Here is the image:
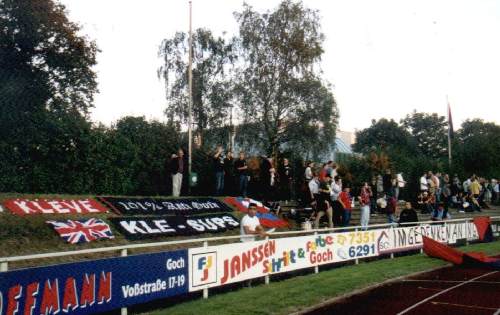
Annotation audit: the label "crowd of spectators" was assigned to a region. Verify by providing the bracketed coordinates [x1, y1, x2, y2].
[168, 147, 499, 229]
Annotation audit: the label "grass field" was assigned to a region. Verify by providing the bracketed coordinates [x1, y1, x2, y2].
[145, 240, 500, 315]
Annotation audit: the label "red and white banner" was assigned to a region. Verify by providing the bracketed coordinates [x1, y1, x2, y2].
[4, 198, 108, 215]
[377, 222, 479, 254]
[188, 222, 482, 291]
[188, 230, 379, 291]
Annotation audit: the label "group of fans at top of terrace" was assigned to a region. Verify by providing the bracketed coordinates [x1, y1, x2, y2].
[303, 165, 499, 229]
[418, 172, 499, 215]
[169, 147, 499, 228]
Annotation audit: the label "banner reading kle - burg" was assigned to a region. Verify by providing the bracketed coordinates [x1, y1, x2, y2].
[0, 250, 188, 315]
[188, 230, 380, 291]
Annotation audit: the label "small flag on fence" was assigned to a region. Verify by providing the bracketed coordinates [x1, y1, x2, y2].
[224, 197, 289, 228]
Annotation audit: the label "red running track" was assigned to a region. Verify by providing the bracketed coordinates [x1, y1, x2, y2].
[304, 257, 500, 315]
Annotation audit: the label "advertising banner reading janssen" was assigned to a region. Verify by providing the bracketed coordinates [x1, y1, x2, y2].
[188, 230, 380, 291]
[377, 222, 479, 254]
[0, 250, 188, 315]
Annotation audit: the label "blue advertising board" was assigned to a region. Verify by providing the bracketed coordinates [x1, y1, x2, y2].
[0, 249, 188, 315]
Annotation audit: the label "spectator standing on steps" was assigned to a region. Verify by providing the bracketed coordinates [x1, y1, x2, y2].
[224, 151, 235, 196]
[279, 158, 293, 202]
[339, 186, 353, 227]
[315, 174, 334, 229]
[359, 182, 371, 230]
[330, 176, 343, 226]
[420, 172, 429, 192]
[235, 151, 249, 197]
[386, 195, 398, 224]
[383, 169, 393, 196]
[304, 161, 314, 182]
[213, 146, 225, 196]
[169, 148, 184, 197]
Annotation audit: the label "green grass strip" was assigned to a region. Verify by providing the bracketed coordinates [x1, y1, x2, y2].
[150, 241, 500, 315]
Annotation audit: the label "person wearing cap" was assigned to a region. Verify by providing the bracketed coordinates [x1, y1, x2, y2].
[240, 203, 268, 242]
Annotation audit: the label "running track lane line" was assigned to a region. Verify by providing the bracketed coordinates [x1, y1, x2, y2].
[396, 271, 499, 315]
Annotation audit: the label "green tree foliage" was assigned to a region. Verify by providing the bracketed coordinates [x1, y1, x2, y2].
[235, 0, 338, 157]
[456, 119, 500, 177]
[158, 1, 338, 159]
[350, 112, 499, 199]
[114, 117, 181, 195]
[0, 0, 98, 116]
[401, 111, 448, 159]
[158, 29, 237, 134]
[353, 118, 415, 155]
[0, 0, 98, 192]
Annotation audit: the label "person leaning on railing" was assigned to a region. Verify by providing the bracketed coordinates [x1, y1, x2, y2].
[240, 203, 269, 242]
[398, 202, 418, 226]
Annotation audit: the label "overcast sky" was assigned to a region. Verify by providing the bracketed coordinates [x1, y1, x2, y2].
[61, 0, 500, 131]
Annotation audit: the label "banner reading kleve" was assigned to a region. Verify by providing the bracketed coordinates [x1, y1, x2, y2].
[0, 250, 188, 315]
[4, 199, 108, 216]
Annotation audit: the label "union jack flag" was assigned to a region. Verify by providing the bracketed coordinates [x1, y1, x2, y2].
[47, 218, 114, 244]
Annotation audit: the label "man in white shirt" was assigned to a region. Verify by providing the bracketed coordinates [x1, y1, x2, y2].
[492, 179, 499, 205]
[463, 177, 471, 193]
[330, 176, 342, 201]
[308, 173, 320, 202]
[420, 173, 428, 192]
[240, 203, 268, 242]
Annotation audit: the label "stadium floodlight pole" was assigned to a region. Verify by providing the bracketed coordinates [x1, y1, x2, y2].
[188, 0, 193, 193]
[446, 95, 452, 168]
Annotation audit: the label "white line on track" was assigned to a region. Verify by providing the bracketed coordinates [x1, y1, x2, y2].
[430, 302, 497, 311]
[402, 279, 500, 284]
[396, 271, 499, 315]
[493, 308, 500, 315]
[417, 287, 442, 291]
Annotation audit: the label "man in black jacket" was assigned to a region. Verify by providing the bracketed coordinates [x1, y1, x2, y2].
[279, 158, 293, 202]
[399, 202, 418, 225]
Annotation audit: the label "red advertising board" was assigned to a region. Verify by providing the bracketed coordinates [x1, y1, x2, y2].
[4, 198, 108, 215]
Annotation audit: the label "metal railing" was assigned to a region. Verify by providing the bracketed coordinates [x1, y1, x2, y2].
[1, 215, 499, 315]
[1, 216, 499, 268]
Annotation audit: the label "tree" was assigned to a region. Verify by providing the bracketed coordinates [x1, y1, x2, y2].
[114, 117, 181, 195]
[0, 0, 98, 118]
[158, 29, 237, 137]
[353, 118, 415, 155]
[234, 0, 338, 158]
[456, 119, 500, 177]
[0, 0, 98, 192]
[401, 111, 448, 159]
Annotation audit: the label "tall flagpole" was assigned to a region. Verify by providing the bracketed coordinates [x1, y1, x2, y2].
[447, 95, 452, 167]
[188, 1, 193, 193]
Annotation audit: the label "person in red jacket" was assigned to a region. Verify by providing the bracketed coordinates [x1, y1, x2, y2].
[338, 186, 352, 226]
[386, 195, 398, 224]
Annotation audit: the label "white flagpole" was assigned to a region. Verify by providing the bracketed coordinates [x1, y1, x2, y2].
[188, 1, 193, 193]
[447, 95, 452, 167]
